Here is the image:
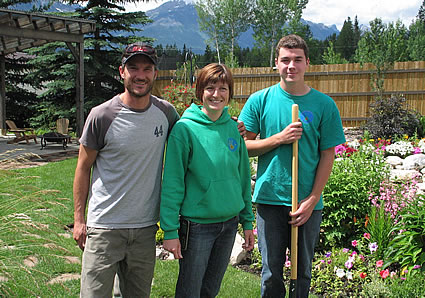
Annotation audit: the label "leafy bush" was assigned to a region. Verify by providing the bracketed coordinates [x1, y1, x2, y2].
[162, 82, 197, 115]
[364, 94, 423, 139]
[385, 195, 425, 270]
[321, 147, 391, 249]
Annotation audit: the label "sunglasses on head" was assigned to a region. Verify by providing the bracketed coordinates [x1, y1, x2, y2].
[125, 45, 155, 55]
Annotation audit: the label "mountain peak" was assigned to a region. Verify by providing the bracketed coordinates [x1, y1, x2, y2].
[143, 1, 339, 53]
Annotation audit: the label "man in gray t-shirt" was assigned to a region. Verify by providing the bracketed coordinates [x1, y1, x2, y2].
[73, 43, 179, 297]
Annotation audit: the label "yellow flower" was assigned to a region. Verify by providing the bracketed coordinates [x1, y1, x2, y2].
[404, 135, 409, 139]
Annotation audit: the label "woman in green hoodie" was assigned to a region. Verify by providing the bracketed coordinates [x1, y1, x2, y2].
[160, 63, 255, 298]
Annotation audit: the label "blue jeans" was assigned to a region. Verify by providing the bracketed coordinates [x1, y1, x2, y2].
[256, 204, 322, 298]
[175, 216, 238, 298]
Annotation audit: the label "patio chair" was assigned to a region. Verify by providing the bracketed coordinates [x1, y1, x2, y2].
[5, 120, 37, 144]
[52, 118, 72, 143]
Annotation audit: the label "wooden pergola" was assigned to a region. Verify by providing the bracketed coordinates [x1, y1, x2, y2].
[0, 8, 96, 136]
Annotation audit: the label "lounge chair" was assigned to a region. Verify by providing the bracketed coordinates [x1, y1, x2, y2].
[5, 120, 37, 144]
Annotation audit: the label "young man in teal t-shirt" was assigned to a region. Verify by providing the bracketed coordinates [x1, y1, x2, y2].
[239, 34, 346, 297]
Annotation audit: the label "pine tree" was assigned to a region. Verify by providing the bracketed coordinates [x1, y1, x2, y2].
[418, 0, 425, 22]
[335, 17, 355, 61]
[23, 0, 152, 128]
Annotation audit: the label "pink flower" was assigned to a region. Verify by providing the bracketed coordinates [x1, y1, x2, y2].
[376, 260, 384, 268]
[363, 233, 371, 239]
[380, 269, 389, 279]
[345, 260, 353, 269]
[351, 240, 358, 247]
[253, 228, 257, 235]
[285, 260, 291, 268]
[359, 254, 365, 261]
[413, 265, 421, 270]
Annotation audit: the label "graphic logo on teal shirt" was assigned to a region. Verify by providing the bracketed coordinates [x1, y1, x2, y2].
[301, 111, 314, 123]
[300, 110, 313, 131]
[228, 138, 238, 152]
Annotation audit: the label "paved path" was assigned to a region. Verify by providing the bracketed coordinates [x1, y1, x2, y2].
[0, 135, 79, 162]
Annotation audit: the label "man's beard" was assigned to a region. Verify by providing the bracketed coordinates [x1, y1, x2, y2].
[125, 79, 154, 98]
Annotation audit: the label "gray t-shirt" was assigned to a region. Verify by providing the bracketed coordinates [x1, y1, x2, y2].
[79, 94, 179, 229]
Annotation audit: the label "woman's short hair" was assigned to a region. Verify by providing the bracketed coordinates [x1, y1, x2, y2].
[195, 63, 233, 102]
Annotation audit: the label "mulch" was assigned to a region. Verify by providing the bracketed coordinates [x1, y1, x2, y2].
[0, 149, 79, 170]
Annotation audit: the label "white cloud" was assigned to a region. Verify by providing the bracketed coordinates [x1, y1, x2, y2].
[125, 0, 169, 12]
[303, 0, 422, 30]
[126, 0, 422, 31]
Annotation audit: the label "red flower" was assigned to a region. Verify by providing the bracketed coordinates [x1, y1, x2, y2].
[380, 269, 389, 279]
[360, 272, 367, 279]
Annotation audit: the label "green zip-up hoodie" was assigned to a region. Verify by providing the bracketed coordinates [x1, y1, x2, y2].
[160, 103, 254, 240]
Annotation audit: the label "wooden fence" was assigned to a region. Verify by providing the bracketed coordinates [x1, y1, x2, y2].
[154, 61, 425, 127]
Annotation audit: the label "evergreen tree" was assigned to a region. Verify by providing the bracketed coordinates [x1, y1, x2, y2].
[353, 16, 361, 49]
[23, 0, 152, 128]
[335, 17, 355, 61]
[418, 0, 425, 21]
[2, 0, 55, 126]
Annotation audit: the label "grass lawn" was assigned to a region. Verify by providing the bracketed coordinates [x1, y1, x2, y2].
[0, 157, 261, 297]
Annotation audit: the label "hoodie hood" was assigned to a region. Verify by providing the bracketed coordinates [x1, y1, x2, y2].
[181, 103, 231, 125]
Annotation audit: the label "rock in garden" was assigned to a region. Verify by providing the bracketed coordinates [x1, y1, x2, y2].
[385, 156, 403, 167]
[402, 154, 425, 170]
[230, 233, 249, 266]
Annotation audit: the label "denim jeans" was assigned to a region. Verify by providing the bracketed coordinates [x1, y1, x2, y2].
[175, 216, 238, 298]
[256, 204, 322, 298]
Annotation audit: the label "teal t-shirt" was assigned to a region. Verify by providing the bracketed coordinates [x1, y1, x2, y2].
[239, 83, 346, 210]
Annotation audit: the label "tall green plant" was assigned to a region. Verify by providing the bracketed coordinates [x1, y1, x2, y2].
[385, 195, 425, 270]
[366, 205, 393, 261]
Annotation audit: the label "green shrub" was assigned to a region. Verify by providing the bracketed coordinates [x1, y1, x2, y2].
[387, 270, 425, 297]
[364, 94, 423, 139]
[360, 274, 392, 297]
[321, 147, 390, 250]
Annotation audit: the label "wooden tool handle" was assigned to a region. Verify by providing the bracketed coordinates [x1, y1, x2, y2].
[290, 104, 299, 282]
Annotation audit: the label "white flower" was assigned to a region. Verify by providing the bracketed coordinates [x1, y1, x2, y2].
[360, 143, 375, 154]
[418, 139, 425, 151]
[347, 139, 361, 149]
[336, 268, 345, 278]
[346, 271, 353, 280]
[385, 141, 414, 157]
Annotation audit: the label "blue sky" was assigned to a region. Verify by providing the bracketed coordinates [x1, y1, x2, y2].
[126, 0, 423, 31]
